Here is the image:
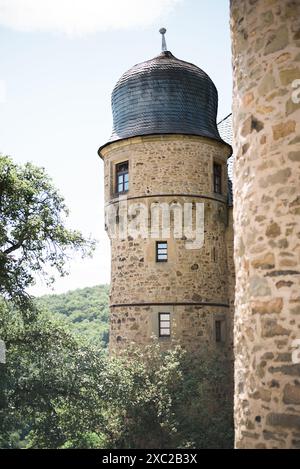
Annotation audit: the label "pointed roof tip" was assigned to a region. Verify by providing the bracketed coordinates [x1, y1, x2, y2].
[159, 27, 168, 52]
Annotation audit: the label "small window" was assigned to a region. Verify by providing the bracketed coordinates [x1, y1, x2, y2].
[156, 241, 168, 262]
[116, 161, 129, 194]
[213, 163, 222, 194]
[215, 319, 225, 343]
[212, 246, 216, 262]
[159, 313, 171, 337]
[215, 320, 222, 342]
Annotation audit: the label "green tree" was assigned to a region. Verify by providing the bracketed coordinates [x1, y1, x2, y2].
[0, 155, 95, 307]
[0, 154, 233, 449]
[0, 300, 107, 448]
[0, 305, 233, 449]
[0, 154, 97, 447]
[36, 285, 110, 347]
[99, 343, 233, 449]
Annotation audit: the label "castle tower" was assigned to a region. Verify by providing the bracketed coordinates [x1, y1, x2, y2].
[98, 31, 234, 356]
[231, 0, 300, 449]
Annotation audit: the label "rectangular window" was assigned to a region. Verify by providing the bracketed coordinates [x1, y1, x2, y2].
[156, 241, 168, 262]
[116, 161, 129, 194]
[215, 319, 226, 343]
[159, 313, 171, 337]
[215, 320, 222, 342]
[212, 246, 216, 262]
[213, 162, 222, 194]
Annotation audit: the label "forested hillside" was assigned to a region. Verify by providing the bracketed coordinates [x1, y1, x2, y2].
[36, 285, 110, 348]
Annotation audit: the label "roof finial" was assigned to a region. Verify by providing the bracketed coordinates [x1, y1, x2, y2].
[159, 27, 167, 52]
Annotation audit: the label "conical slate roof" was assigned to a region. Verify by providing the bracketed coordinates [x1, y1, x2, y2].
[100, 50, 227, 151]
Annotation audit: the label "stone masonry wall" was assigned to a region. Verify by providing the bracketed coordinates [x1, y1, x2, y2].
[231, 0, 300, 448]
[226, 208, 235, 359]
[110, 204, 228, 305]
[100, 135, 233, 355]
[102, 135, 230, 201]
[109, 304, 231, 356]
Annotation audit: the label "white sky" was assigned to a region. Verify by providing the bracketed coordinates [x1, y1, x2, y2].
[0, 0, 182, 34]
[0, 0, 232, 296]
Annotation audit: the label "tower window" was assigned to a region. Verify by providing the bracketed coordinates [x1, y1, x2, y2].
[156, 241, 168, 262]
[215, 320, 222, 342]
[116, 161, 129, 194]
[213, 162, 222, 194]
[212, 246, 216, 262]
[159, 313, 171, 337]
[215, 319, 225, 343]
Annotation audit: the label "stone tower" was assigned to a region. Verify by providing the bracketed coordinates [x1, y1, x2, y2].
[98, 32, 234, 356]
[231, 0, 300, 449]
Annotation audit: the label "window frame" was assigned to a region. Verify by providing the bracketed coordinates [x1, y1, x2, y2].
[214, 317, 226, 344]
[215, 320, 222, 343]
[159, 312, 171, 338]
[213, 162, 222, 195]
[212, 246, 216, 262]
[115, 161, 129, 194]
[156, 241, 168, 263]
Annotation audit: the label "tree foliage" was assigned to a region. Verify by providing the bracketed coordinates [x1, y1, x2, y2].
[0, 304, 233, 449]
[36, 285, 109, 347]
[100, 344, 233, 449]
[0, 155, 95, 307]
[0, 300, 106, 448]
[0, 154, 233, 449]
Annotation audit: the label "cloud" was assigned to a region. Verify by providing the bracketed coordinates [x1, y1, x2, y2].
[0, 0, 181, 35]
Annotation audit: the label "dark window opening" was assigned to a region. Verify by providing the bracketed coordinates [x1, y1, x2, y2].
[215, 319, 226, 343]
[159, 313, 171, 337]
[215, 320, 222, 342]
[116, 161, 129, 194]
[212, 246, 216, 262]
[213, 162, 222, 194]
[156, 241, 168, 262]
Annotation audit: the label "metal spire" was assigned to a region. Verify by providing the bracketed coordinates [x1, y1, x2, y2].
[159, 27, 167, 52]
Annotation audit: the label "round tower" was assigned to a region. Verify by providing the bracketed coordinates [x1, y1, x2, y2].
[231, 0, 300, 449]
[98, 31, 233, 355]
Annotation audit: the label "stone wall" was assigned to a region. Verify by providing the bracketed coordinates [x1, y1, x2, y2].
[231, 0, 300, 448]
[226, 208, 235, 358]
[109, 304, 231, 355]
[102, 135, 230, 201]
[100, 135, 233, 355]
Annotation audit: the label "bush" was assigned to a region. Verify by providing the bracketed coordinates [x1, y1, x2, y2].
[0, 301, 233, 449]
